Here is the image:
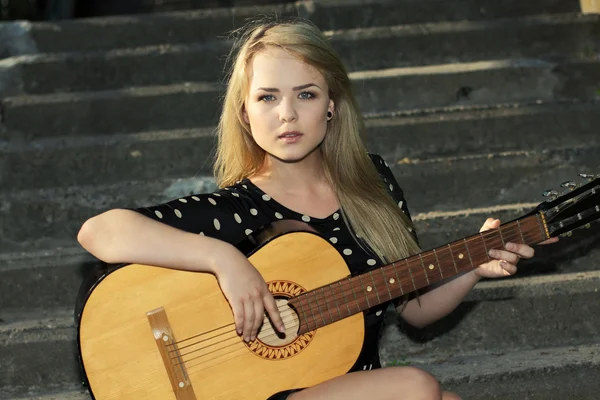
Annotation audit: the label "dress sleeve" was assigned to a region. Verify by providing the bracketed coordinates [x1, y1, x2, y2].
[127, 189, 257, 246]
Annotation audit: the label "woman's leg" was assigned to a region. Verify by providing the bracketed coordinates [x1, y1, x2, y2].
[287, 366, 461, 400]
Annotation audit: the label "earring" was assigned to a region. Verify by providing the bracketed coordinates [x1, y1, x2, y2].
[327, 111, 333, 120]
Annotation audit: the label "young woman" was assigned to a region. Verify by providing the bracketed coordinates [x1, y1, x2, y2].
[77, 16, 556, 400]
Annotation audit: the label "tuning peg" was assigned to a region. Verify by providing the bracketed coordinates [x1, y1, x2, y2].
[561, 181, 577, 191]
[579, 174, 598, 181]
[543, 189, 559, 200]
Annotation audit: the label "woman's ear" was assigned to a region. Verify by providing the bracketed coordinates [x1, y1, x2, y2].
[328, 99, 335, 116]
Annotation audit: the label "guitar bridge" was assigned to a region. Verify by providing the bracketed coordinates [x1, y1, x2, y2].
[147, 307, 197, 399]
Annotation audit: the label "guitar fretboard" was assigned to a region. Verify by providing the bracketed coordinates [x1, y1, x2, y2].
[289, 214, 548, 334]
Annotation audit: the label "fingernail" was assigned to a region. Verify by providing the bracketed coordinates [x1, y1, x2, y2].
[279, 325, 286, 332]
[499, 260, 508, 268]
[489, 249, 497, 257]
[506, 242, 515, 251]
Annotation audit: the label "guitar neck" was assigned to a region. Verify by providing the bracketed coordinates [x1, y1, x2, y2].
[290, 213, 549, 334]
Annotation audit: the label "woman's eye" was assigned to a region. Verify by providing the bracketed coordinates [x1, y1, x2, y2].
[299, 91, 315, 100]
[258, 94, 274, 102]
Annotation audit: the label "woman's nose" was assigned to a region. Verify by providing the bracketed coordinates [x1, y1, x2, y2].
[279, 99, 298, 122]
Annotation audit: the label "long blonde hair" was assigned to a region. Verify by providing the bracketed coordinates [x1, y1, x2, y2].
[214, 16, 420, 263]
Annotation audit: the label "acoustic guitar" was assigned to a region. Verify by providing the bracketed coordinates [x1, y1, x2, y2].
[75, 175, 599, 399]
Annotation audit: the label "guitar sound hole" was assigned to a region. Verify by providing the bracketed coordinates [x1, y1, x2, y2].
[257, 297, 300, 347]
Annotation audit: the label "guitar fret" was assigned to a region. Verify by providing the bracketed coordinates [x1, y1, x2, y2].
[480, 232, 490, 261]
[418, 254, 430, 284]
[349, 277, 359, 314]
[447, 244, 459, 274]
[360, 274, 372, 309]
[516, 219, 526, 244]
[498, 226, 506, 247]
[369, 271, 381, 304]
[380, 268, 393, 301]
[536, 214, 548, 240]
[432, 248, 443, 279]
[392, 262, 404, 296]
[308, 292, 318, 331]
[338, 280, 351, 317]
[463, 238, 475, 268]
[329, 284, 341, 321]
[406, 260, 418, 292]
[320, 287, 332, 324]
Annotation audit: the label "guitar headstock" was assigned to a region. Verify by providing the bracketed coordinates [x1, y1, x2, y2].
[535, 174, 600, 238]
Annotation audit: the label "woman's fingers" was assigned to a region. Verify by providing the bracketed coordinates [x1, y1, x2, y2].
[489, 248, 520, 265]
[264, 292, 286, 334]
[504, 242, 535, 259]
[499, 260, 517, 275]
[480, 218, 501, 233]
[251, 300, 264, 341]
[242, 298, 255, 341]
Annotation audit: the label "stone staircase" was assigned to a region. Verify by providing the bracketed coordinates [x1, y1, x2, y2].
[1, 0, 599, 398]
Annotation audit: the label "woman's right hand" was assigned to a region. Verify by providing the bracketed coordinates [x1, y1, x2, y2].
[209, 240, 286, 342]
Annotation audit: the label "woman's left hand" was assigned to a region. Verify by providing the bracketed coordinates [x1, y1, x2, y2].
[474, 218, 559, 279]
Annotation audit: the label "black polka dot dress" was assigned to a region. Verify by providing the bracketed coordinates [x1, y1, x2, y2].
[130, 153, 419, 398]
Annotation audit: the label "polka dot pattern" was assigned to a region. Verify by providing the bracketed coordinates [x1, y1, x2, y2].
[129, 153, 417, 377]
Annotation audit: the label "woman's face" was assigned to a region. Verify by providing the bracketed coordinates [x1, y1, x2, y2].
[243, 47, 334, 163]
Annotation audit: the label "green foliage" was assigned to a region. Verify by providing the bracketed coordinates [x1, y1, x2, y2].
[388, 355, 411, 366]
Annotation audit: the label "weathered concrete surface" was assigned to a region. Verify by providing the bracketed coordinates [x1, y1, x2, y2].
[24, 0, 581, 54]
[3, 58, 599, 137]
[4, 13, 599, 96]
[1, 103, 598, 191]
[414, 344, 600, 399]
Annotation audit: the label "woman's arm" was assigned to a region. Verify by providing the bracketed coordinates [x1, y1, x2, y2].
[78, 208, 223, 273]
[398, 218, 558, 329]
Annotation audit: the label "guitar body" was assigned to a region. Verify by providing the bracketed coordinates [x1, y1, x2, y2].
[77, 230, 365, 399]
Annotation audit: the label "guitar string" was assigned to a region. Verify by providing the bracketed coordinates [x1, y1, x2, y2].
[166, 222, 540, 355]
[175, 227, 544, 374]
[168, 219, 538, 349]
[171, 225, 542, 359]
[163, 224, 541, 369]
[178, 205, 597, 374]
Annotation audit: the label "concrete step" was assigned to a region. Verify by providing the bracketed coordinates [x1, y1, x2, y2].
[2, 98, 599, 191]
[0, 309, 82, 398]
[2, 108, 597, 194]
[381, 270, 600, 360]
[1, 143, 598, 252]
[407, 343, 600, 399]
[2, 200, 599, 312]
[1, 269, 598, 397]
[4, 58, 600, 138]
[23, 0, 581, 55]
[4, 13, 599, 96]
[7, 390, 89, 400]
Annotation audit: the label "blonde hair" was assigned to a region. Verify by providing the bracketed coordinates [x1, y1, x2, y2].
[214, 16, 420, 264]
